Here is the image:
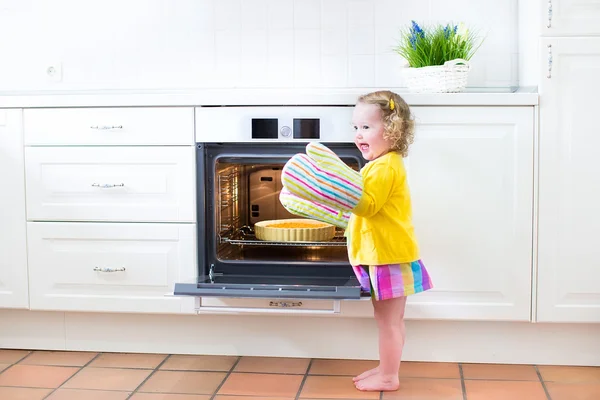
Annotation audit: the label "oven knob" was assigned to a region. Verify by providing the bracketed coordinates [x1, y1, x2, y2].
[280, 126, 292, 137]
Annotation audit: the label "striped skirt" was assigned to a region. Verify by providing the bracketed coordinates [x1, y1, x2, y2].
[352, 260, 433, 301]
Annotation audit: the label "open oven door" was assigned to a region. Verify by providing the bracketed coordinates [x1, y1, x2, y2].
[173, 273, 362, 300]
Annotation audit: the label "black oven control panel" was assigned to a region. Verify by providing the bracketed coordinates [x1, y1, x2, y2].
[252, 118, 320, 140]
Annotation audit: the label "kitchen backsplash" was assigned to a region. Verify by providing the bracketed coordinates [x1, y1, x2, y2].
[0, 0, 518, 91]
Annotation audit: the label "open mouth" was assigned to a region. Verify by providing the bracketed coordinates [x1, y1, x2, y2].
[358, 143, 369, 152]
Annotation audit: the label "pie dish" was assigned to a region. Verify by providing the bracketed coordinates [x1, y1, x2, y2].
[254, 218, 336, 242]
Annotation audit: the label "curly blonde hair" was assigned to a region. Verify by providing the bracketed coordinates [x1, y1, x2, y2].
[357, 90, 415, 157]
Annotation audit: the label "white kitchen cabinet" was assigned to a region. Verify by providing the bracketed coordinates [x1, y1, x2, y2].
[537, 38, 600, 323]
[25, 146, 195, 223]
[27, 222, 197, 314]
[404, 107, 534, 321]
[541, 0, 600, 36]
[0, 109, 29, 309]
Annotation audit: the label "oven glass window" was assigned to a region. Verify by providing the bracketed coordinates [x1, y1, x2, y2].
[214, 160, 360, 263]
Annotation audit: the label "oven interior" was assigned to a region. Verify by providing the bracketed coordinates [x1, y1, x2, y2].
[214, 160, 357, 265]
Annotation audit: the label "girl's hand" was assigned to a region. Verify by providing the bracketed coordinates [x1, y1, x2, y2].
[279, 188, 349, 229]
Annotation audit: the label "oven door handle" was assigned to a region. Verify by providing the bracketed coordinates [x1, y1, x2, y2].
[194, 299, 342, 315]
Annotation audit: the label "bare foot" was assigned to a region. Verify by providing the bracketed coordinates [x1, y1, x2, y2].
[353, 366, 379, 382]
[354, 373, 399, 392]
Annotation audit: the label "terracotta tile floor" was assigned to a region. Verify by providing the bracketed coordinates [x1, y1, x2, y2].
[0, 349, 599, 400]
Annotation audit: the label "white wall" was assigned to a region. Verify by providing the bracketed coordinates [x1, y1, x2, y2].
[0, 0, 519, 92]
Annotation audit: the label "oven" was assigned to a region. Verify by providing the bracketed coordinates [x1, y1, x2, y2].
[174, 106, 366, 301]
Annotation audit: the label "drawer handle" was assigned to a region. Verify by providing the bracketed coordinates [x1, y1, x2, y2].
[269, 301, 303, 308]
[91, 183, 125, 188]
[90, 125, 123, 130]
[93, 267, 126, 273]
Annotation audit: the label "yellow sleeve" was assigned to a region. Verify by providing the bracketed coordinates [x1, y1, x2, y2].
[352, 163, 396, 218]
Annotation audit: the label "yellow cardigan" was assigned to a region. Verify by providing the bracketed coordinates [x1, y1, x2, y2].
[346, 151, 419, 266]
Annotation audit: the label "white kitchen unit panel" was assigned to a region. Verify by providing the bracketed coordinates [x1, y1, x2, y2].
[195, 106, 354, 142]
[403, 106, 534, 321]
[0, 109, 29, 309]
[25, 146, 195, 222]
[542, 0, 600, 36]
[23, 107, 194, 146]
[27, 222, 197, 314]
[538, 38, 600, 323]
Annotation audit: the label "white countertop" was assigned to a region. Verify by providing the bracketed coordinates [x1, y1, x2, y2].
[0, 87, 538, 108]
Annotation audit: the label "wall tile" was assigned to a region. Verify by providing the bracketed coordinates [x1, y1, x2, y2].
[241, 29, 268, 87]
[348, 54, 375, 87]
[268, 0, 294, 29]
[214, 29, 241, 86]
[322, 55, 348, 87]
[347, 0, 374, 27]
[375, 53, 405, 87]
[215, 0, 241, 29]
[241, 0, 268, 30]
[348, 27, 374, 55]
[322, 28, 348, 55]
[321, 0, 347, 29]
[294, 0, 321, 29]
[294, 29, 321, 86]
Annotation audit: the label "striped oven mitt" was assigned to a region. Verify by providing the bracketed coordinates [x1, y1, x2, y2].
[279, 187, 350, 229]
[281, 142, 364, 214]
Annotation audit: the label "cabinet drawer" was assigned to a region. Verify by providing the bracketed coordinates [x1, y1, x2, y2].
[24, 107, 193, 145]
[25, 146, 195, 222]
[199, 297, 340, 315]
[27, 222, 197, 314]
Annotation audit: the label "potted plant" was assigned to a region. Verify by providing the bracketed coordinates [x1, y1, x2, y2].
[394, 21, 483, 93]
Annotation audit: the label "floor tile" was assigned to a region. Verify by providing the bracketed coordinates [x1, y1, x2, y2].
[383, 378, 463, 399]
[462, 363, 539, 381]
[131, 395, 211, 400]
[399, 362, 460, 379]
[0, 387, 52, 400]
[160, 355, 237, 372]
[300, 375, 380, 399]
[215, 396, 295, 400]
[234, 356, 310, 374]
[546, 382, 600, 400]
[218, 372, 303, 397]
[20, 351, 97, 367]
[46, 389, 131, 400]
[465, 380, 548, 400]
[309, 359, 379, 376]
[62, 367, 151, 391]
[90, 353, 167, 369]
[539, 365, 600, 383]
[139, 371, 226, 395]
[0, 363, 10, 372]
[0, 349, 30, 363]
[0, 364, 79, 388]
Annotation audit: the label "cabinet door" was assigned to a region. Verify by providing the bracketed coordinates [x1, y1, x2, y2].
[542, 0, 600, 36]
[406, 107, 534, 321]
[538, 38, 600, 323]
[27, 222, 196, 314]
[0, 109, 29, 309]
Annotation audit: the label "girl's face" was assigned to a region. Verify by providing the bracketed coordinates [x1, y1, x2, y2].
[352, 102, 391, 161]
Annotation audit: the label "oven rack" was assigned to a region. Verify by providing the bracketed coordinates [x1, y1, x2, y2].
[221, 232, 347, 247]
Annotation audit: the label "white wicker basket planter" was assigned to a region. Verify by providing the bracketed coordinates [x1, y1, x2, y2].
[402, 59, 470, 93]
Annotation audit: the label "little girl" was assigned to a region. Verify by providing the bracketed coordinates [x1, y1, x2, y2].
[281, 90, 433, 392]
